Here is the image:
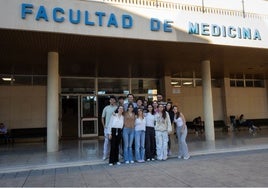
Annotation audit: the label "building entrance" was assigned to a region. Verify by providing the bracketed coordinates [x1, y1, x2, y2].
[60, 95, 79, 139]
[60, 94, 98, 139]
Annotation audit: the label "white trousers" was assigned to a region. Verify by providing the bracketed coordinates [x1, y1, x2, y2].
[155, 130, 168, 160]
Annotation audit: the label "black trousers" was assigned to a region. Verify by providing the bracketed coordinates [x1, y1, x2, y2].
[145, 127, 156, 160]
[109, 128, 122, 164]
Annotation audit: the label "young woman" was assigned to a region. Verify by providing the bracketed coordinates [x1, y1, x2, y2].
[154, 104, 172, 161]
[165, 102, 174, 156]
[173, 105, 190, 160]
[107, 105, 124, 166]
[134, 108, 146, 162]
[122, 103, 136, 164]
[145, 104, 156, 161]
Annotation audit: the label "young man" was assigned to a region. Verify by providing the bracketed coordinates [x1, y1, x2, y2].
[123, 94, 137, 112]
[101, 96, 118, 160]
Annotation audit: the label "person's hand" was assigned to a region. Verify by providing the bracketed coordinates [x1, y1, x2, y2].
[109, 134, 112, 140]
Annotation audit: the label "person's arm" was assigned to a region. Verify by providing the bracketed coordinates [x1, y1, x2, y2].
[180, 113, 187, 130]
[166, 112, 172, 133]
[101, 117, 105, 128]
[101, 107, 106, 128]
[107, 115, 115, 139]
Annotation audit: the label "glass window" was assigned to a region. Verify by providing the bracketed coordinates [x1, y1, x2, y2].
[61, 78, 95, 94]
[132, 79, 159, 94]
[98, 78, 128, 94]
[236, 80, 244, 87]
[245, 80, 253, 87]
[13, 75, 32, 85]
[254, 80, 264, 87]
[230, 80, 236, 87]
[229, 74, 265, 88]
[33, 76, 47, 85]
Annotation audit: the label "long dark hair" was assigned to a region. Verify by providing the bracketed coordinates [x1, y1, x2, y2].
[173, 105, 180, 119]
[158, 104, 167, 119]
[147, 104, 155, 115]
[127, 103, 134, 111]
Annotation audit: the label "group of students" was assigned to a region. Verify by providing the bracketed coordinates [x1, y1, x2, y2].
[101, 94, 190, 166]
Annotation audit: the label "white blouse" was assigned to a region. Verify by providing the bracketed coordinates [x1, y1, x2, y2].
[145, 113, 155, 128]
[174, 116, 184, 127]
[135, 117, 146, 131]
[107, 114, 124, 134]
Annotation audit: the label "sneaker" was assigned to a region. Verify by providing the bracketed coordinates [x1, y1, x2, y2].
[147, 159, 150, 162]
[102, 157, 107, 161]
[183, 156, 190, 160]
[116, 162, 121, 165]
[130, 160, 134, 164]
[151, 158, 155, 161]
[125, 161, 129, 164]
[109, 163, 113, 166]
[137, 160, 145, 163]
[178, 156, 182, 159]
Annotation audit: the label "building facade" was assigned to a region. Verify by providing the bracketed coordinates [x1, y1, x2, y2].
[0, 0, 268, 152]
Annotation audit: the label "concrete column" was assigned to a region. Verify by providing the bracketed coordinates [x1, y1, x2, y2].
[202, 60, 215, 141]
[222, 77, 232, 127]
[164, 76, 172, 101]
[47, 52, 59, 152]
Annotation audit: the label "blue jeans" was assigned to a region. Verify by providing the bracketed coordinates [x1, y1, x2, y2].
[135, 130, 145, 161]
[123, 127, 135, 162]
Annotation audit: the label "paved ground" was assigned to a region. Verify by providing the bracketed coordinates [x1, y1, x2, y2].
[0, 149, 267, 187]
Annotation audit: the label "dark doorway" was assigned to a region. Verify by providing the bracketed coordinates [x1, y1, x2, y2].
[61, 96, 79, 139]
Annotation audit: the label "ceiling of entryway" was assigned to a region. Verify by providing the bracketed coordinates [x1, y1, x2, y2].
[1, 29, 268, 79]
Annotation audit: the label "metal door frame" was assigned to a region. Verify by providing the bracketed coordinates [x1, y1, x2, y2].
[80, 94, 98, 137]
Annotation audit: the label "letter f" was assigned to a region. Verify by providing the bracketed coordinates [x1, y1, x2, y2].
[21, 3, 33, 19]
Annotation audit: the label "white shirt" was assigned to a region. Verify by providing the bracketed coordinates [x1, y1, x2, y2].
[174, 116, 184, 127]
[135, 117, 146, 131]
[107, 114, 124, 134]
[145, 113, 155, 128]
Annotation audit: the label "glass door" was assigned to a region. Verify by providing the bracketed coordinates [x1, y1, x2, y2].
[60, 95, 79, 139]
[80, 95, 98, 137]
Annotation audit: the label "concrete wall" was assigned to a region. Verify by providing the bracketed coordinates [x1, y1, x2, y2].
[165, 76, 268, 122]
[0, 86, 46, 129]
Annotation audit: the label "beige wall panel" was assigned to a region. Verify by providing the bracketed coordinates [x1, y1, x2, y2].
[166, 85, 224, 121]
[0, 86, 46, 129]
[227, 87, 268, 119]
[0, 97, 11, 127]
[212, 88, 224, 120]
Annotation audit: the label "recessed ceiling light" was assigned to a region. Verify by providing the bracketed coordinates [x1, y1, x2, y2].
[183, 82, 192, 85]
[2, 78, 13, 81]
